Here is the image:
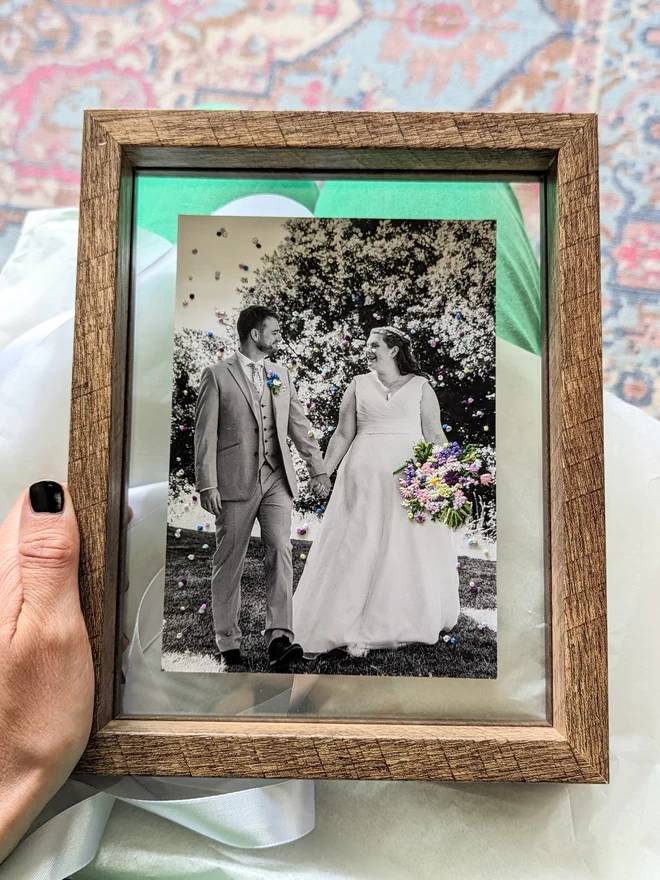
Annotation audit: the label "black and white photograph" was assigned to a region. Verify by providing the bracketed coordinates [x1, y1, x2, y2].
[163, 216, 497, 678]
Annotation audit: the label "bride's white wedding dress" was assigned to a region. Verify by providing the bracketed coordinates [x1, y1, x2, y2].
[293, 371, 460, 656]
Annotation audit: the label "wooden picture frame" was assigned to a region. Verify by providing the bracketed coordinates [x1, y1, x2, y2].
[70, 110, 607, 783]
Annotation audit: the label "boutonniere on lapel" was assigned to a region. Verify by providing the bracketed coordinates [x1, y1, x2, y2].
[266, 370, 285, 394]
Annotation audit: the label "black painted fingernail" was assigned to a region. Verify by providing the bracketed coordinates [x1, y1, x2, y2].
[29, 481, 65, 514]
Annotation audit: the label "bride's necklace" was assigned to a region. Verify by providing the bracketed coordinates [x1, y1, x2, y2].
[379, 372, 407, 400]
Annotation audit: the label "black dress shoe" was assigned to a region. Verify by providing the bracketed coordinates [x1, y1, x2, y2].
[268, 636, 304, 669]
[218, 649, 245, 668]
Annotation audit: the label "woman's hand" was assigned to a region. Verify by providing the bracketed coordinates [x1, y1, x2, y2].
[0, 482, 93, 863]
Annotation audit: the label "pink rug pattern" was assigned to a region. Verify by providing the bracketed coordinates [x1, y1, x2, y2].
[0, 0, 658, 414]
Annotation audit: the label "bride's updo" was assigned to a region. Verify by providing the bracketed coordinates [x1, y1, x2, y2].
[372, 326, 424, 376]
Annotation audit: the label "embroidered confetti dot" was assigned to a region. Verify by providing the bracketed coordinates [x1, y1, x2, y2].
[308, 431, 315, 438]
[207, 331, 214, 337]
[443, 635, 451, 643]
[189, 293, 195, 300]
[455, 562, 461, 569]
[182, 299, 189, 307]
[315, 507, 324, 515]
[177, 580, 184, 588]
[484, 549, 490, 557]
[296, 525, 308, 536]
[180, 577, 188, 585]
[183, 504, 189, 512]
[180, 605, 186, 611]
[202, 543, 209, 550]
[450, 637, 456, 644]
[178, 425, 188, 431]
[188, 275, 193, 281]
[215, 271, 221, 280]
[477, 624, 485, 631]
[176, 632, 183, 639]
[196, 525, 203, 531]
[198, 604, 207, 614]
[188, 554, 195, 560]
[204, 521, 211, 528]
[373, 312, 382, 320]
[192, 249, 198, 255]
[471, 585, 479, 593]
[483, 425, 489, 432]
[300, 553, 307, 560]
[191, 494, 197, 501]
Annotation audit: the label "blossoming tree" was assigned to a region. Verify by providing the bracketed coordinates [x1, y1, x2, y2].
[238, 218, 497, 537]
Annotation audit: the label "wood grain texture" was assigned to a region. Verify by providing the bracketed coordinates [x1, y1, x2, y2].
[69, 110, 608, 782]
[85, 110, 592, 173]
[76, 720, 604, 783]
[69, 111, 133, 734]
[546, 115, 608, 781]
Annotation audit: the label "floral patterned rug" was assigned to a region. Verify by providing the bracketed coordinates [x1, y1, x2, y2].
[1, 0, 658, 415]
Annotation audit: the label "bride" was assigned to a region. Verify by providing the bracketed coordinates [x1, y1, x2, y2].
[293, 326, 460, 658]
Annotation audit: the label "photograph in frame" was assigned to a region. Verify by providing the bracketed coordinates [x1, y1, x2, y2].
[162, 215, 497, 679]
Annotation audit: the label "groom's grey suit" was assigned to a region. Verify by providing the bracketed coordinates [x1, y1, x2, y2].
[194, 352, 325, 652]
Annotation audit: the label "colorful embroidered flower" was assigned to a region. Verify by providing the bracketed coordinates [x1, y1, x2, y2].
[266, 370, 283, 394]
[394, 439, 494, 529]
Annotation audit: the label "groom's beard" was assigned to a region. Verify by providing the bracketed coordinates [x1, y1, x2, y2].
[256, 339, 277, 358]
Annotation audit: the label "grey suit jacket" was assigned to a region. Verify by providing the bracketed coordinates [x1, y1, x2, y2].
[194, 352, 326, 501]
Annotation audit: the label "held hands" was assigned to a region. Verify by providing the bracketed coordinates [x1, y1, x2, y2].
[200, 487, 223, 517]
[310, 474, 332, 499]
[0, 482, 94, 862]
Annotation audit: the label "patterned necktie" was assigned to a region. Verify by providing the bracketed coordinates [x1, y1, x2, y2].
[251, 361, 264, 395]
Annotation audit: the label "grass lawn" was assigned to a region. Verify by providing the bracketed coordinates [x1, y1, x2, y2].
[163, 526, 497, 678]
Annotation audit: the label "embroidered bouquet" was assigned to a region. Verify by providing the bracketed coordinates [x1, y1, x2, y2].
[266, 370, 283, 394]
[395, 440, 494, 528]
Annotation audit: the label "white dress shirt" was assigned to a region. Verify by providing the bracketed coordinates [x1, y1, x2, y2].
[237, 348, 266, 391]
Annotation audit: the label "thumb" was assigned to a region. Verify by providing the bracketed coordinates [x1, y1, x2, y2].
[18, 481, 80, 615]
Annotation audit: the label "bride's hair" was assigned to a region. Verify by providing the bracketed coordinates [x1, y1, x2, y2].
[373, 327, 424, 376]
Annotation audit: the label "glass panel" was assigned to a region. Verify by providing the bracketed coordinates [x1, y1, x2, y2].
[120, 174, 545, 722]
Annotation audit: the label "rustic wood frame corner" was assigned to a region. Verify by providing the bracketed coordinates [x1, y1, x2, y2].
[70, 110, 607, 783]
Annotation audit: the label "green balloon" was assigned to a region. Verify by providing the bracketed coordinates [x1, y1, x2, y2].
[136, 176, 319, 244]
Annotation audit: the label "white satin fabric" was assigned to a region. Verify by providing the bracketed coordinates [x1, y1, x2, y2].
[0, 209, 659, 878]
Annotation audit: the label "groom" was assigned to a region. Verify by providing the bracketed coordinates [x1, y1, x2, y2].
[194, 306, 331, 671]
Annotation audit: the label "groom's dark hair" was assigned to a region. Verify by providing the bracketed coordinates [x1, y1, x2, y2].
[237, 305, 279, 344]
